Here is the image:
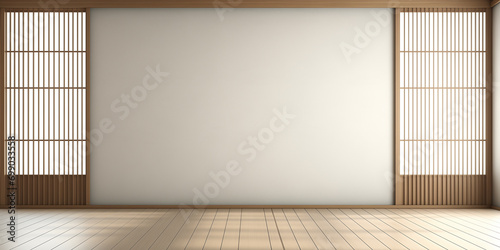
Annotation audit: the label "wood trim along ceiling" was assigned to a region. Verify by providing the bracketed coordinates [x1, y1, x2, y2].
[492, 0, 500, 7]
[0, 0, 492, 9]
[0, 204, 492, 209]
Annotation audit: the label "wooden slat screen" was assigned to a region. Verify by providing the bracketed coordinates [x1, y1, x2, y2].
[396, 8, 490, 205]
[3, 9, 87, 205]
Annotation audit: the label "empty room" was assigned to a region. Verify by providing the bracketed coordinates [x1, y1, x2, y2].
[1, 0, 500, 249]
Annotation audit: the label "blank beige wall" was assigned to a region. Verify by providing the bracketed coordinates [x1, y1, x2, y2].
[90, 8, 394, 205]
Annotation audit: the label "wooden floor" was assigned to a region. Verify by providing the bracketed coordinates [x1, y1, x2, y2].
[2, 208, 500, 249]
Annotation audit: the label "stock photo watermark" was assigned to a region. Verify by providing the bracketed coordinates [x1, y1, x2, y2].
[38, 0, 70, 10]
[89, 65, 170, 152]
[213, 0, 243, 21]
[51, 64, 170, 185]
[6, 136, 17, 243]
[177, 107, 295, 219]
[340, 9, 392, 63]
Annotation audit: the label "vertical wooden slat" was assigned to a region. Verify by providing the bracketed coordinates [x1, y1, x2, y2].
[85, 8, 89, 205]
[18, 11, 22, 204]
[425, 8, 429, 205]
[448, 9, 452, 205]
[49, 12, 54, 204]
[460, 10, 463, 205]
[481, 11, 485, 205]
[441, 8, 445, 205]
[68, 11, 72, 204]
[76, 11, 79, 205]
[54, 11, 58, 205]
[466, 10, 470, 205]
[80, 10, 83, 205]
[28, 11, 32, 205]
[464, 10, 467, 204]
[450, 9, 454, 205]
[0, 8, 5, 206]
[20, 11, 26, 205]
[443, 8, 447, 205]
[395, 8, 402, 205]
[79, 10, 83, 205]
[476, 10, 483, 204]
[408, 9, 412, 205]
[433, 8, 438, 206]
[48, 11, 52, 205]
[444, 8, 448, 205]
[409, 9, 413, 206]
[481, 10, 488, 204]
[15, 11, 19, 204]
[63, 10, 66, 205]
[41, 11, 45, 205]
[58, 11, 63, 205]
[403, 10, 407, 206]
[7, 11, 12, 207]
[453, 9, 457, 205]
[14, 11, 18, 204]
[474, 10, 479, 205]
[18, 10, 22, 204]
[32, 13, 36, 204]
[474, 32, 478, 206]
[71, 11, 76, 205]
[419, 8, 423, 205]
[72, 13, 75, 204]
[413, 8, 417, 205]
[38, 11, 43, 206]
[25, 11, 29, 206]
[449, 9, 453, 205]
[30, 11, 34, 205]
[485, 7, 492, 206]
[409, 8, 413, 205]
[460, 10, 464, 206]
[464, 10, 468, 205]
[416, 8, 420, 205]
[422, 8, 426, 205]
[465, 10, 469, 205]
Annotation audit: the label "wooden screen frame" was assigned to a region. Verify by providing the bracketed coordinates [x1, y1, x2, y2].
[0, 8, 89, 205]
[394, 8, 493, 205]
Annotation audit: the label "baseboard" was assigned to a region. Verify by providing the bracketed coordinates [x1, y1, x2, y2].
[0, 204, 491, 209]
[492, 206, 500, 211]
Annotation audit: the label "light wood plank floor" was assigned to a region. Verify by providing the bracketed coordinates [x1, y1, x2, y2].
[2, 209, 500, 249]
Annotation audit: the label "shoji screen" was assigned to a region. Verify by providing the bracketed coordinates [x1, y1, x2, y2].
[395, 8, 492, 205]
[3, 9, 88, 205]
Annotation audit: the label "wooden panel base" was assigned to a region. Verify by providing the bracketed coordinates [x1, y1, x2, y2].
[401, 175, 487, 205]
[4, 175, 86, 205]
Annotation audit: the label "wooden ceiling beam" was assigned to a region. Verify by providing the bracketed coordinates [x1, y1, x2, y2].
[0, 0, 492, 9]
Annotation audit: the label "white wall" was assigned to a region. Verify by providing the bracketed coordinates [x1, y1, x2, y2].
[493, 6, 500, 207]
[90, 8, 394, 205]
